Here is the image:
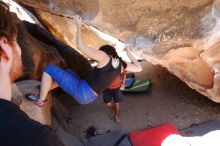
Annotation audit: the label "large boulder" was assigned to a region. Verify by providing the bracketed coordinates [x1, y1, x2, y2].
[138, 0, 220, 102]
[140, 46, 214, 99]
[16, 0, 99, 20]
[16, 0, 212, 42]
[16, 0, 220, 102]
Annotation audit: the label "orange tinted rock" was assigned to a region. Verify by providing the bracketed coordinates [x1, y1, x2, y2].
[163, 47, 213, 89]
[142, 47, 213, 91]
[200, 41, 220, 102]
[36, 10, 108, 52]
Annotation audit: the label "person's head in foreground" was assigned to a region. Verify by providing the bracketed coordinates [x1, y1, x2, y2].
[0, 2, 65, 146]
[0, 1, 23, 86]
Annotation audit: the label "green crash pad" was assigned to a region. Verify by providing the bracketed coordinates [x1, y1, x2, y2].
[122, 79, 150, 93]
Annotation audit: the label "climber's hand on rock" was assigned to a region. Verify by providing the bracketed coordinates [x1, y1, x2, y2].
[74, 15, 82, 26]
[120, 84, 125, 90]
[136, 49, 145, 58]
[125, 45, 131, 53]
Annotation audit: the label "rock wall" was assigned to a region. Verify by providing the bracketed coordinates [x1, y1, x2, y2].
[16, 0, 212, 41]
[19, 21, 92, 79]
[17, 22, 65, 80]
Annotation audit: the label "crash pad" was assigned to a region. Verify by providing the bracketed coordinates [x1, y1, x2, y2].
[122, 80, 150, 93]
[125, 78, 135, 89]
[129, 123, 179, 146]
[56, 128, 132, 146]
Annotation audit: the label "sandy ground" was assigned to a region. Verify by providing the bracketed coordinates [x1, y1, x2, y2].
[52, 61, 220, 137]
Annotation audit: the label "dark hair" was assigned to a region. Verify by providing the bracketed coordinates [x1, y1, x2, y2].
[0, 1, 17, 44]
[99, 45, 127, 69]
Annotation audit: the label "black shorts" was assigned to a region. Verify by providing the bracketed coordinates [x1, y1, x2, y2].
[103, 88, 123, 103]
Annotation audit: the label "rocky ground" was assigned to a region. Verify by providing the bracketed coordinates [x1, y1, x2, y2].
[52, 61, 220, 137]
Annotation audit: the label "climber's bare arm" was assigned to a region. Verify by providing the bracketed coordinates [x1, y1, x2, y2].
[124, 46, 142, 72]
[75, 15, 108, 63]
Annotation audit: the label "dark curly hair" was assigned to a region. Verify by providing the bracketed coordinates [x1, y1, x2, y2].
[99, 45, 127, 69]
[0, 1, 17, 44]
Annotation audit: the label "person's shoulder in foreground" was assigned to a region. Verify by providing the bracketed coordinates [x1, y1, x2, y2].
[0, 98, 64, 146]
[0, 1, 64, 146]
